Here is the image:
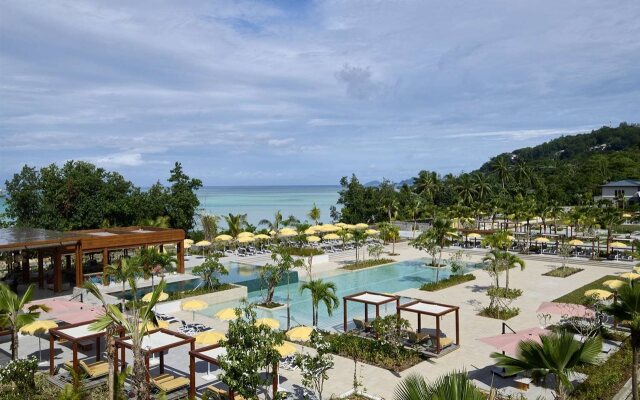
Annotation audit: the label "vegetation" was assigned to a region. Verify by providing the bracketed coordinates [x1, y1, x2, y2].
[279, 246, 324, 257]
[487, 287, 523, 299]
[192, 256, 228, 289]
[259, 247, 304, 306]
[553, 275, 618, 304]
[342, 258, 394, 271]
[0, 284, 49, 360]
[165, 283, 234, 301]
[299, 279, 339, 327]
[492, 331, 602, 400]
[200, 214, 220, 241]
[371, 315, 411, 372]
[3, 161, 202, 232]
[393, 371, 485, 400]
[420, 274, 475, 291]
[293, 331, 334, 400]
[378, 222, 400, 255]
[544, 266, 583, 277]
[410, 217, 453, 283]
[478, 305, 520, 320]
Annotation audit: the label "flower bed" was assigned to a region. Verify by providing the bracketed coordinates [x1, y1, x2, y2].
[420, 274, 475, 291]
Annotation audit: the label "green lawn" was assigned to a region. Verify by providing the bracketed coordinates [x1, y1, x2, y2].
[552, 275, 618, 304]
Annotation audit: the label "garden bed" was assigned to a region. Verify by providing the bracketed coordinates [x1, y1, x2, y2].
[487, 287, 522, 299]
[280, 246, 325, 257]
[166, 283, 235, 301]
[420, 274, 475, 291]
[543, 266, 583, 278]
[478, 306, 520, 320]
[552, 275, 618, 304]
[342, 258, 394, 271]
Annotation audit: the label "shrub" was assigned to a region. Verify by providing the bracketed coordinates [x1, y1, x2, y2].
[487, 287, 523, 299]
[342, 258, 394, 271]
[279, 246, 324, 257]
[0, 357, 37, 392]
[543, 266, 583, 278]
[478, 306, 520, 320]
[165, 283, 234, 301]
[421, 274, 475, 291]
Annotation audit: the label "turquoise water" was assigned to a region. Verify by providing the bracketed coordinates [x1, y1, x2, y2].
[202, 258, 480, 330]
[0, 186, 340, 226]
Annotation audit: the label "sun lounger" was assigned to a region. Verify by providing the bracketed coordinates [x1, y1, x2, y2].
[79, 360, 109, 379]
[353, 318, 371, 331]
[406, 330, 429, 344]
[207, 385, 247, 400]
[152, 375, 190, 393]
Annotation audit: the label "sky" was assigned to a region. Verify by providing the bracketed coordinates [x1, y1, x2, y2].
[1, 0, 639, 186]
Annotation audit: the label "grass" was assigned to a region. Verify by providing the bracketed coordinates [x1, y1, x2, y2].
[544, 266, 583, 277]
[487, 287, 523, 299]
[553, 275, 618, 304]
[342, 258, 394, 271]
[165, 283, 235, 301]
[421, 274, 476, 291]
[478, 306, 520, 320]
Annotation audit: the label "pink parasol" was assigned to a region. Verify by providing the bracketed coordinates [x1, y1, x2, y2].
[479, 327, 549, 356]
[536, 302, 596, 319]
[28, 298, 105, 324]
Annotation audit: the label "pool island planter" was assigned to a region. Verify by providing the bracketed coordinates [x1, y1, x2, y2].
[154, 284, 247, 315]
[339, 389, 383, 400]
[292, 253, 329, 266]
[256, 303, 287, 311]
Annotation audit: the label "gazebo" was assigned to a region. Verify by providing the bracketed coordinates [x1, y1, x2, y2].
[48, 320, 110, 375]
[396, 300, 460, 354]
[343, 291, 400, 332]
[114, 328, 196, 398]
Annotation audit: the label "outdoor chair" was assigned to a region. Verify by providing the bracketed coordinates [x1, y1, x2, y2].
[406, 330, 429, 344]
[79, 360, 109, 379]
[353, 318, 371, 332]
[207, 386, 247, 400]
[152, 374, 190, 393]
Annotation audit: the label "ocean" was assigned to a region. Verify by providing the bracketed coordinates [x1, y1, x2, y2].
[0, 186, 341, 227]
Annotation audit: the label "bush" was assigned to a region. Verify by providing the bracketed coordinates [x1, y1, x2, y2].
[279, 246, 324, 257]
[487, 287, 523, 299]
[543, 266, 583, 277]
[478, 306, 520, 320]
[342, 258, 394, 271]
[166, 283, 235, 301]
[0, 357, 37, 392]
[421, 274, 475, 291]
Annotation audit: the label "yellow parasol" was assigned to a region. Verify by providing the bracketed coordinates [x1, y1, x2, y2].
[254, 234, 271, 240]
[215, 308, 238, 321]
[286, 326, 313, 341]
[603, 280, 627, 290]
[323, 233, 340, 240]
[195, 240, 212, 247]
[304, 227, 317, 235]
[184, 239, 194, 245]
[318, 224, 339, 232]
[184, 244, 192, 250]
[623, 213, 633, 218]
[195, 331, 225, 345]
[610, 242, 628, 248]
[365, 229, 379, 235]
[306, 236, 321, 243]
[335, 222, 348, 228]
[237, 232, 254, 238]
[467, 233, 482, 239]
[215, 234, 233, 242]
[255, 318, 280, 330]
[568, 239, 584, 246]
[181, 299, 208, 321]
[278, 228, 297, 237]
[142, 291, 169, 302]
[584, 289, 613, 300]
[275, 341, 297, 357]
[354, 223, 369, 229]
[620, 272, 640, 280]
[534, 237, 550, 243]
[20, 320, 58, 364]
[237, 236, 255, 243]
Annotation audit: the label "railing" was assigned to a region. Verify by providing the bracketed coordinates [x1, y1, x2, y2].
[69, 291, 83, 303]
[501, 322, 516, 335]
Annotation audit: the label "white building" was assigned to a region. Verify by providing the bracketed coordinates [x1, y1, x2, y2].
[600, 179, 640, 200]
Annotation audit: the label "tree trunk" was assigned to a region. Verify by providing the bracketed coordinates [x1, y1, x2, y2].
[267, 287, 275, 305]
[505, 264, 510, 291]
[11, 328, 18, 360]
[632, 334, 639, 400]
[106, 326, 116, 400]
[132, 343, 150, 400]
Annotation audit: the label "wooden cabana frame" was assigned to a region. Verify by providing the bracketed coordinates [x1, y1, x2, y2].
[396, 300, 460, 354]
[48, 319, 110, 375]
[189, 344, 278, 399]
[343, 291, 400, 332]
[114, 328, 196, 399]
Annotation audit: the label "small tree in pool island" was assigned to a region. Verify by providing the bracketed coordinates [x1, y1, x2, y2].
[259, 247, 304, 307]
[410, 216, 453, 284]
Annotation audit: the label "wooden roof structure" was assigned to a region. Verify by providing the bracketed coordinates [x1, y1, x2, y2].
[342, 291, 400, 332]
[397, 300, 460, 354]
[48, 320, 109, 375]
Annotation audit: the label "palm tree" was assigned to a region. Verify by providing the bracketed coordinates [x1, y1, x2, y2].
[404, 195, 423, 238]
[482, 249, 524, 292]
[513, 160, 531, 189]
[105, 258, 140, 301]
[135, 247, 176, 291]
[472, 172, 492, 204]
[491, 331, 602, 400]
[259, 210, 284, 232]
[200, 214, 220, 241]
[491, 156, 511, 190]
[308, 203, 321, 225]
[299, 279, 339, 327]
[139, 215, 170, 228]
[413, 170, 439, 201]
[410, 217, 452, 283]
[606, 281, 640, 400]
[394, 371, 484, 400]
[224, 213, 248, 237]
[85, 278, 167, 400]
[456, 174, 476, 204]
[379, 222, 400, 255]
[0, 283, 49, 360]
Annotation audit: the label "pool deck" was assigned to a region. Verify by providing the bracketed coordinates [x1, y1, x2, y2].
[1, 242, 633, 399]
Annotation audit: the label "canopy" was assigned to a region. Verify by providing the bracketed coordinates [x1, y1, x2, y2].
[286, 326, 313, 342]
[184, 239, 194, 245]
[142, 291, 168, 302]
[304, 228, 317, 235]
[278, 228, 297, 237]
[20, 320, 58, 335]
[323, 233, 340, 240]
[354, 223, 369, 229]
[317, 224, 339, 232]
[584, 289, 613, 300]
[195, 240, 212, 247]
[254, 234, 271, 240]
[182, 300, 208, 311]
[195, 331, 225, 345]
[215, 308, 238, 321]
[306, 236, 321, 243]
[34, 298, 104, 324]
[467, 233, 482, 239]
[479, 327, 549, 356]
[237, 232, 254, 238]
[184, 244, 192, 249]
[620, 272, 640, 280]
[610, 241, 628, 248]
[603, 280, 627, 290]
[215, 234, 233, 242]
[255, 318, 280, 330]
[275, 341, 297, 357]
[568, 239, 584, 246]
[237, 236, 255, 243]
[534, 237, 550, 243]
[365, 229, 379, 235]
[536, 302, 595, 318]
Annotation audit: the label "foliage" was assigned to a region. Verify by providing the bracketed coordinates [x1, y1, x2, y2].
[299, 279, 339, 327]
[553, 275, 618, 304]
[482, 250, 525, 292]
[0, 283, 49, 359]
[293, 331, 334, 400]
[410, 217, 453, 283]
[200, 214, 220, 241]
[420, 274, 475, 291]
[371, 315, 411, 371]
[278, 246, 324, 257]
[393, 371, 485, 400]
[478, 305, 520, 320]
[259, 247, 304, 306]
[378, 222, 400, 254]
[223, 213, 248, 237]
[367, 243, 384, 260]
[543, 266, 583, 278]
[3, 160, 201, 231]
[218, 301, 283, 399]
[487, 287, 523, 299]
[491, 330, 602, 400]
[308, 203, 322, 225]
[0, 356, 38, 392]
[342, 258, 394, 271]
[164, 283, 234, 301]
[192, 256, 228, 289]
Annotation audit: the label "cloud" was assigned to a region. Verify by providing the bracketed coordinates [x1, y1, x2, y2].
[84, 152, 146, 167]
[334, 64, 384, 100]
[267, 138, 294, 147]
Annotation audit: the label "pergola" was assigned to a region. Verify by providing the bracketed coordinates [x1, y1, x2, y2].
[114, 328, 196, 398]
[48, 320, 110, 375]
[189, 343, 278, 399]
[397, 300, 460, 354]
[343, 291, 400, 332]
[0, 226, 185, 292]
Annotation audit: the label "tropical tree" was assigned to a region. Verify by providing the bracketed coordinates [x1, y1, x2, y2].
[260, 248, 304, 306]
[410, 217, 452, 283]
[299, 279, 339, 327]
[482, 230, 512, 251]
[308, 203, 321, 225]
[104, 258, 140, 303]
[192, 256, 228, 289]
[351, 229, 368, 265]
[482, 249, 525, 292]
[200, 213, 220, 241]
[293, 331, 334, 400]
[0, 284, 49, 360]
[491, 331, 602, 400]
[491, 156, 512, 190]
[606, 281, 640, 400]
[224, 213, 248, 238]
[393, 371, 485, 400]
[456, 174, 477, 204]
[404, 194, 423, 238]
[259, 210, 284, 232]
[84, 278, 167, 400]
[378, 222, 400, 255]
[413, 170, 439, 202]
[135, 247, 176, 290]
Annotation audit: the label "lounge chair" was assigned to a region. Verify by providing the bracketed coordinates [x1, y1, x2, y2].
[79, 360, 109, 379]
[353, 318, 371, 331]
[207, 385, 247, 400]
[406, 330, 429, 344]
[437, 337, 454, 348]
[152, 374, 190, 393]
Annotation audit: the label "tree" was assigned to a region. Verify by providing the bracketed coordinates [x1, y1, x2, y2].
[166, 162, 202, 232]
[491, 156, 512, 190]
[410, 217, 452, 283]
[482, 250, 525, 292]
[394, 371, 485, 400]
[260, 248, 304, 306]
[308, 204, 321, 225]
[259, 210, 284, 233]
[491, 331, 602, 400]
[368, 243, 384, 260]
[351, 229, 368, 265]
[413, 170, 439, 202]
[224, 213, 248, 238]
[84, 277, 167, 400]
[606, 281, 640, 400]
[218, 301, 282, 399]
[105, 258, 140, 303]
[0, 284, 49, 360]
[200, 214, 220, 242]
[404, 194, 423, 238]
[371, 315, 411, 372]
[134, 247, 176, 291]
[192, 256, 228, 289]
[293, 331, 334, 400]
[378, 222, 400, 255]
[299, 279, 339, 327]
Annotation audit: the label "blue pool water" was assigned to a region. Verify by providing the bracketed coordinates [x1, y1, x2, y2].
[201, 258, 481, 330]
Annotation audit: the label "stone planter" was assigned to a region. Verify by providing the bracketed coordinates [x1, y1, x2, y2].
[292, 253, 329, 267]
[154, 284, 247, 314]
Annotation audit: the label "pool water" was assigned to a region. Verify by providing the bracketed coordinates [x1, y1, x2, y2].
[202, 258, 482, 330]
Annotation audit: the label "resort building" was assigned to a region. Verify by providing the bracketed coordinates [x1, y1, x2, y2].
[599, 179, 640, 201]
[0, 226, 185, 293]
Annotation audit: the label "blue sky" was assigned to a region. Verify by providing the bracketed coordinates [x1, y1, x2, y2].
[1, 0, 639, 186]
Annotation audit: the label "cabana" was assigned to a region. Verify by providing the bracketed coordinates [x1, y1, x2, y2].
[189, 343, 278, 399]
[343, 291, 400, 332]
[48, 320, 109, 375]
[114, 328, 195, 398]
[396, 300, 460, 355]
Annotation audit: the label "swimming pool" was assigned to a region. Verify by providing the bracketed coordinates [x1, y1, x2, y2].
[202, 258, 482, 330]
